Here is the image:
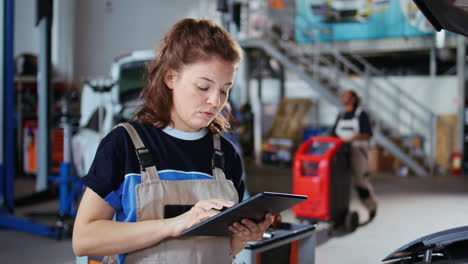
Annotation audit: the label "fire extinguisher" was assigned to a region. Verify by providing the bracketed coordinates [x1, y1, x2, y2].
[452, 152, 462, 175]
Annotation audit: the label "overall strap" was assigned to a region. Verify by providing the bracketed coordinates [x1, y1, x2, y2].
[354, 106, 363, 118]
[212, 134, 226, 181]
[116, 123, 159, 183]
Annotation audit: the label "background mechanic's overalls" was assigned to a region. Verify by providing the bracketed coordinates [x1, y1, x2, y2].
[108, 123, 239, 264]
[334, 107, 378, 219]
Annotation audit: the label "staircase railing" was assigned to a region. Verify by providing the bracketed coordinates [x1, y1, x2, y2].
[293, 8, 453, 168]
[241, 38, 431, 175]
[282, 38, 436, 176]
[300, 25, 454, 173]
[239, 7, 454, 175]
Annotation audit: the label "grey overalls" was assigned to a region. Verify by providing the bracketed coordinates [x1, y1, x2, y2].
[112, 123, 239, 264]
[334, 107, 378, 217]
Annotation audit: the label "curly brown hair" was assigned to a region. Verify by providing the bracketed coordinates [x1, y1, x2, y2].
[134, 18, 243, 134]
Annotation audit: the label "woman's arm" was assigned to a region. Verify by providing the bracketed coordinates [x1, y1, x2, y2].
[231, 236, 248, 256]
[72, 188, 175, 256]
[73, 188, 235, 256]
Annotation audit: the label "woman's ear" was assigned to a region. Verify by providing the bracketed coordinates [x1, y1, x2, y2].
[164, 70, 177, 89]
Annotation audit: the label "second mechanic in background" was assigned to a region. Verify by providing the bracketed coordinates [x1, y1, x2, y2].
[331, 89, 378, 222]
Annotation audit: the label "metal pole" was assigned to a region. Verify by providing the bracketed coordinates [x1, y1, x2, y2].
[456, 36, 466, 159]
[257, 52, 263, 100]
[244, 54, 251, 105]
[279, 63, 285, 100]
[430, 46, 437, 77]
[2, 0, 15, 210]
[59, 99, 71, 216]
[0, 0, 6, 207]
[254, 51, 264, 166]
[61, 101, 71, 164]
[36, 0, 53, 191]
[430, 115, 436, 173]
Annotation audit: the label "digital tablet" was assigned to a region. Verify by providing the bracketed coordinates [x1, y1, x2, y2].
[182, 192, 307, 236]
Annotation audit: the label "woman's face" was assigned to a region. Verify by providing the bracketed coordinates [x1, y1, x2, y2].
[340, 91, 355, 106]
[165, 56, 237, 132]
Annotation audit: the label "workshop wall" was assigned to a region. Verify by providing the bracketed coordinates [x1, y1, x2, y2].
[14, 0, 39, 59]
[73, 0, 220, 83]
[14, 0, 75, 82]
[246, 75, 458, 139]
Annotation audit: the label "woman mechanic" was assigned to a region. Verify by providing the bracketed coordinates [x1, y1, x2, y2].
[331, 89, 378, 222]
[72, 18, 272, 264]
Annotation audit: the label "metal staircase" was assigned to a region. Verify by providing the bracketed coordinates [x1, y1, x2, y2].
[240, 36, 451, 176]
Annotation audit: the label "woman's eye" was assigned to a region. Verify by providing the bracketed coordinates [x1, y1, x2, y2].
[197, 85, 208, 91]
[221, 90, 228, 95]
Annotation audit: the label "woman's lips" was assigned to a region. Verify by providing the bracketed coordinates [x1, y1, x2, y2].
[201, 112, 214, 119]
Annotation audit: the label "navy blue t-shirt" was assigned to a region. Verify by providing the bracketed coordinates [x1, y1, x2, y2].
[331, 107, 373, 137]
[81, 122, 245, 263]
[82, 121, 245, 223]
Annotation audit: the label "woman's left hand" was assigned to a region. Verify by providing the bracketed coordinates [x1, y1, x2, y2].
[229, 213, 273, 242]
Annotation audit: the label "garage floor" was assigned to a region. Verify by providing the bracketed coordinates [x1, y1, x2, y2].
[245, 163, 468, 263]
[1, 163, 468, 264]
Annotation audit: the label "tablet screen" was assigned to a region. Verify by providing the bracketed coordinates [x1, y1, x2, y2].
[182, 192, 307, 236]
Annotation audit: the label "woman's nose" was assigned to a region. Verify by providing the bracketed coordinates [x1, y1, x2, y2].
[207, 90, 221, 107]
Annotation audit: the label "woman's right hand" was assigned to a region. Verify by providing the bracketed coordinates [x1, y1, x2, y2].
[169, 199, 235, 237]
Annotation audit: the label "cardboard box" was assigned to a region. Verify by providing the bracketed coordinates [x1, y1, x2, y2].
[402, 135, 424, 150]
[436, 115, 457, 169]
[369, 146, 395, 172]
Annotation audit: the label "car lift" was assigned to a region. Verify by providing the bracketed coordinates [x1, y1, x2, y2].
[0, 0, 82, 239]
